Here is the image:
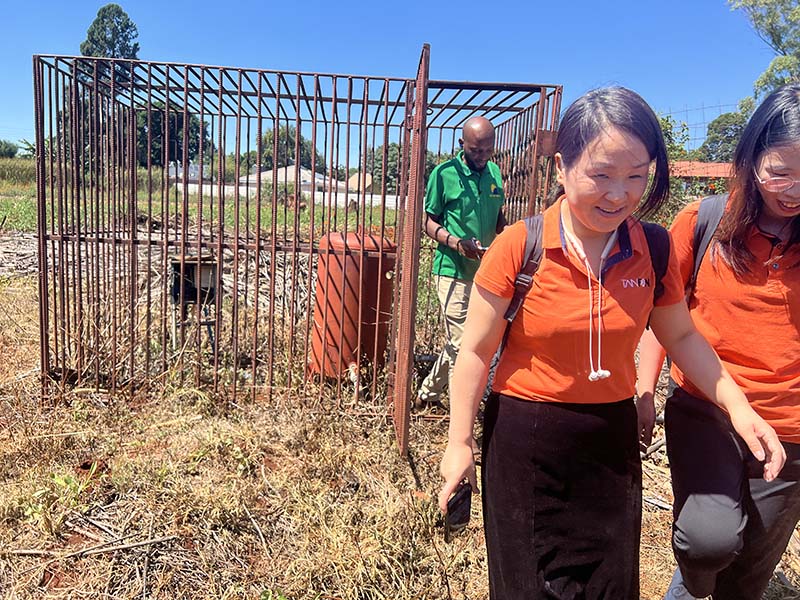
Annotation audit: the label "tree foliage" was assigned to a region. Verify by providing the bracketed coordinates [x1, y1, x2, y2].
[729, 0, 800, 95]
[655, 115, 693, 224]
[80, 4, 139, 59]
[697, 111, 748, 162]
[0, 140, 18, 159]
[136, 102, 211, 168]
[364, 143, 446, 194]
[240, 125, 326, 175]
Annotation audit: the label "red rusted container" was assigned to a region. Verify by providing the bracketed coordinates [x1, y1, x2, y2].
[310, 233, 396, 378]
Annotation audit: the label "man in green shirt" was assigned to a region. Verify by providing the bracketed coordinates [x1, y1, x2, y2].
[416, 116, 506, 407]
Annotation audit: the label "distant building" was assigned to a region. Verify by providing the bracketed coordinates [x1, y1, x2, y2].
[670, 161, 732, 197]
[239, 164, 347, 194]
[670, 161, 732, 180]
[347, 172, 380, 193]
[168, 161, 202, 183]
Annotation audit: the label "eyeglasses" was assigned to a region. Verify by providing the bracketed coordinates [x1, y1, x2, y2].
[755, 172, 800, 192]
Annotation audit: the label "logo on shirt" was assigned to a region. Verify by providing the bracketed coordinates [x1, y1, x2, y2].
[621, 277, 651, 288]
[490, 183, 502, 197]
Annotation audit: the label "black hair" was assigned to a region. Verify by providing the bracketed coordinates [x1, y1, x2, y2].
[718, 84, 800, 274]
[550, 87, 669, 219]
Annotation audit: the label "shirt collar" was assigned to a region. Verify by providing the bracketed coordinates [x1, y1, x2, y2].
[544, 196, 642, 259]
[456, 151, 478, 177]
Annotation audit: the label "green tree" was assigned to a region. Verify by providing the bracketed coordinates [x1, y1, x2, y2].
[363, 143, 445, 194]
[655, 115, 692, 224]
[0, 140, 18, 158]
[729, 0, 800, 95]
[697, 111, 748, 162]
[80, 4, 139, 60]
[241, 125, 325, 175]
[80, 3, 139, 91]
[136, 101, 211, 168]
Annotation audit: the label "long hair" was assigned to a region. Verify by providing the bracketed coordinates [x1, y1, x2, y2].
[717, 84, 800, 275]
[549, 87, 670, 219]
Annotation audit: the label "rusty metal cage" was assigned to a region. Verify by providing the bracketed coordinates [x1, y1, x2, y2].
[33, 46, 561, 452]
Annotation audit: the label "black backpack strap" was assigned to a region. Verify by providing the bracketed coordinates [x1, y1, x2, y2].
[640, 221, 670, 303]
[687, 194, 727, 298]
[499, 214, 543, 354]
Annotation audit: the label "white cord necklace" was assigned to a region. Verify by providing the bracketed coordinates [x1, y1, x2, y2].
[563, 223, 618, 382]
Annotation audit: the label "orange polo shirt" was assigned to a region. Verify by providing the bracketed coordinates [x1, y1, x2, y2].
[475, 198, 684, 404]
[669, 199, 800, 442]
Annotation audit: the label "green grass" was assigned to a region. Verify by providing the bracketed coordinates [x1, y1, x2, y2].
[144, 191, 398, 240]
[0, 182, 37, 231]
[0, 178, 400, 240]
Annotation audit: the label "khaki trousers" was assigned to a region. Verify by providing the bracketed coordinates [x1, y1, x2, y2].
[417, 276, 472, 404]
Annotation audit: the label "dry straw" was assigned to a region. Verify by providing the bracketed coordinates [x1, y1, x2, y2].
[2, 275, 800, 599]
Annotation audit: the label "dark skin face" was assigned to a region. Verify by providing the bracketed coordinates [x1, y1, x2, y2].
[459, 117, 495, 172]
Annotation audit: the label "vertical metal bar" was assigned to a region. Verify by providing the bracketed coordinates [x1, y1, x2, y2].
[266, 74, 280, 396]
[34, 57, 51, 399]
[384, 82, 413, 411]
[111, 73, 120, 393]
[65, 62, 80, 383]
[251, 72, 264, 399]
[194, 68, 207, 389]
[212, 69, 225, 393]
[286, 74, 303, 391]
[51, 67, 64, 386]
[317, 75, 337, 401]
[304, 75, 321, 398]
[393, 44, 430, 455]
[526, 88, 547, 216]
[128, 62, 138, 389]
[96, 63, 104, 385]
[231, 69, 243, 404]
[145, 63, 154, 382]
[160, 65, 172, 378]
[371, 79, 391, 401]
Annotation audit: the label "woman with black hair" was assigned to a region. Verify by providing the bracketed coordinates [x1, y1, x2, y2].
[638, 84, 800, 600]
[438, 86, 785, 600]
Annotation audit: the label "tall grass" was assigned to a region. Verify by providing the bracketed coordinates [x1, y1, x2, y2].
[0, 158, 36, 185]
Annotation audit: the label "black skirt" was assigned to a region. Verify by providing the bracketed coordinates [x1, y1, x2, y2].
[481, 393, 642, 600]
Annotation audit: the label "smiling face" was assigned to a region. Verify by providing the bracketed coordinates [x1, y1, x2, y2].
[555, 126, 651, 240]
[755, 143, 800, 227]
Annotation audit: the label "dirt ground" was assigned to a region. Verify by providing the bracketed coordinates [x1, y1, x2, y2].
[1, 257, 800, 599]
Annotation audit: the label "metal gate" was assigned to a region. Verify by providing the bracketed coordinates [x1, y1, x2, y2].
[33, 46, 561, 453]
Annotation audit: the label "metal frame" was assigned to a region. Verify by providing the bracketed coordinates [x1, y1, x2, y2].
[33, 48, 562, 454]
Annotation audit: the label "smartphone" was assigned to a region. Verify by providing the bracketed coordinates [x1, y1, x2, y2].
[444, 481, 472, 542]
[471, 237, 486, 257]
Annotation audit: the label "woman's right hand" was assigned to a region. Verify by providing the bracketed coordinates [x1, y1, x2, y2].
[438, 441, 479, 513]
[728, 403, 786, 481]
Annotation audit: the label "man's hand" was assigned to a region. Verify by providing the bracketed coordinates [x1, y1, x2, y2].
[458, 238, 483, 260]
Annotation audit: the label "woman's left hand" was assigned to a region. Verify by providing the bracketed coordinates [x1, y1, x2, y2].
[728, 404, 787, 481]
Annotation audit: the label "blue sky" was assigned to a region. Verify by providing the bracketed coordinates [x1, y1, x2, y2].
[0, 0, 774, 147]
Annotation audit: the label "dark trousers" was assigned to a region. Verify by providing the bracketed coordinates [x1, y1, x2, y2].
[666, 387, 800, 599]
[481, 393, 641, 600]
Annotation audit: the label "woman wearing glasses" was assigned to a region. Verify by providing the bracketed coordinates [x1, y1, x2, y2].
[638, 84, 800, 599]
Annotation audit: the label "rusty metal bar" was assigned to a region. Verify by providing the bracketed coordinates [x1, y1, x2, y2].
[393, 44, 430, 455]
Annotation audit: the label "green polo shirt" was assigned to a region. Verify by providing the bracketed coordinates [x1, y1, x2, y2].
[425, 152, 505, 280]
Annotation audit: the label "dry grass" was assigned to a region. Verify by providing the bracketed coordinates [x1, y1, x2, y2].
[1, 274, 799, 599]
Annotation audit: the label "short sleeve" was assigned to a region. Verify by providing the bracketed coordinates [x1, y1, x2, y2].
[423, 167, 444, 216]
[668, 200, 702, 288]
[473, 220, 528, 298]
[654, 231, 688, 307]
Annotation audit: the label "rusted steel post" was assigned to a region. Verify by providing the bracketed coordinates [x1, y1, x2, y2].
[393, 43, 430, 455]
